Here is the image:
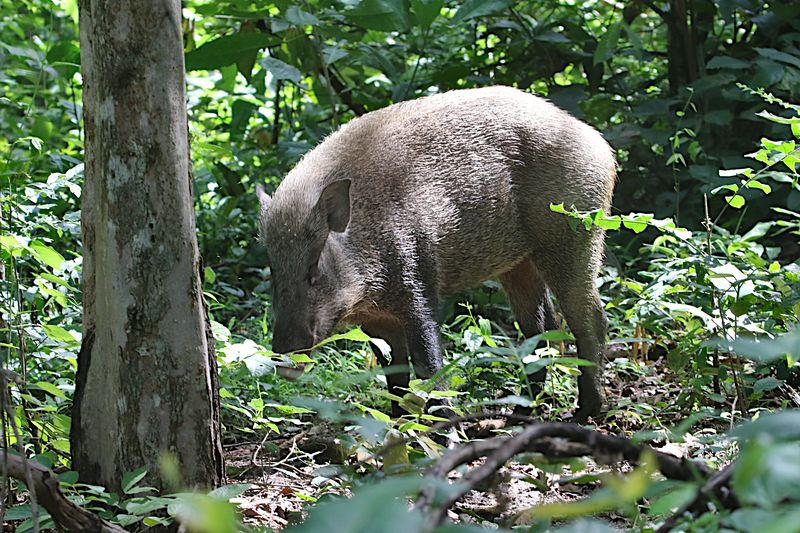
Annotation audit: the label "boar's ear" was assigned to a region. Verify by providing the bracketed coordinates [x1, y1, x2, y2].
[318, 179, 351, 233]
[255, 184, 272, 214]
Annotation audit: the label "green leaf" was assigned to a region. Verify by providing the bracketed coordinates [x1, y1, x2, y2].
[289, 477, 429, 533]
[411, 0, 443, 29]
[59, 0, 79, 23]
[451, 0, 513, 23]
[122, 467, 148, 494]
[593, 21, 623, 65]
[712, 183, 739, 194]
[356, 403, 392, 423]
[185, 33, 278, 71]
[260, 57, 303, 83]
[31, 381, 67, 399]
[622, 214, 652, 233]
[39, 272, 75, 290]
[381, 429, 410, 470]
[706, 56, 750, 70]
[647, 484, 697, 517]
[208, 483, 253, 501]
[594, 214, 622, 230]
[732, 441, 800, 508]
[3, 504, 34, 521]
[346, 0, 412, 32]
[322, 46, 348, 66]
[741, 221, 774, 241]
[753, 377, 783, 395]
[744, 180, 772, 195]
[525, 357, 595, 375]
[733, 410, 800, 442]
[754, 47, 800, 69]
[59, 471, 79, 484]
[143, 517, 171, 527]
[42, 324, 78, 344]
[290, 353, 314, 363]
[29, 242, 65, 270]
[285, 6, 320, 27]
[315, 327, 372, 346]
[755, 110, 800, 125]
[726, 194, 745, 208]
[19, 136, 43, 151]
[704, 329, 800, 363]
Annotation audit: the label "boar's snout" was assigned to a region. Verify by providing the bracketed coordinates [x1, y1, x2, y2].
[271, 320, 315, 355]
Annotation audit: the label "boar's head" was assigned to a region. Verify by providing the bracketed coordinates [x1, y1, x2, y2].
[257, 179, 361, 355]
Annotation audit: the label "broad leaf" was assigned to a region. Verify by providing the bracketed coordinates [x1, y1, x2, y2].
[346, 0, 412, 32]
[704, 329, 800, 363]
[260, 57, 303, 83]
[185, 33, 277, 71]
[411, 0, 443, 29]
[452, 0, 513, 23]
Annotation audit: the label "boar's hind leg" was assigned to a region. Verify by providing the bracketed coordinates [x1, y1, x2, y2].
[498, 259, 559, 405]
[535, 239, 607, 422]
[362, 317, 411, 419]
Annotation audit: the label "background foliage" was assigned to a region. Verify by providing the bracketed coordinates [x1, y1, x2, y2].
[1, 0, 800, 531]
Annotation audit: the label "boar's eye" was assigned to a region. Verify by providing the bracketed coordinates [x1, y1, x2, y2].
[307, 262, 320, 287]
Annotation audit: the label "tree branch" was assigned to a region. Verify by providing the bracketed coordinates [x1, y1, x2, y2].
[1, 452, 128, 533]
[416, 421, 714, 529]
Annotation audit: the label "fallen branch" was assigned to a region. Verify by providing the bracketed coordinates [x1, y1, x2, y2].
[415, 421, 714, 529]
[1, 452, 127, 533]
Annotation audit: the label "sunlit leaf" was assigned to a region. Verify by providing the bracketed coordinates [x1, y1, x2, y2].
[726, 194, 746, 208]
[42, 324, 78, 344]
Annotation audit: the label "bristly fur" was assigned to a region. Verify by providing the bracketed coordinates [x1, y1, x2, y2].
[258, 86, 617, 420]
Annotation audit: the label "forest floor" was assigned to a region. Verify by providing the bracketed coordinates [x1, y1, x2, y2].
[224, 348, 734, 531]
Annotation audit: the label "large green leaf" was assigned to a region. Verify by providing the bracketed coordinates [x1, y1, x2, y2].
[185, 33, 277, 71]
[411, 0, 443, 29]
[287, 477, 430, 533]
[451, 0, 513, 23]
[755, 47, 800, 69]
[346, 0, 412, 32]
[732, 410, 800, 443]
[29, 241, 65, 270]
[260, 57, 303, 83]
[593, 21, 622, 65]
[703, 329, 800, 363]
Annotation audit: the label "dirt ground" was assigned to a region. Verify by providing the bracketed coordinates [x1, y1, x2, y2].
[224, 351, 723, 531]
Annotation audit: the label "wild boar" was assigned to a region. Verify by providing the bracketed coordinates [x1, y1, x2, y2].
[257, 85, 616, 421]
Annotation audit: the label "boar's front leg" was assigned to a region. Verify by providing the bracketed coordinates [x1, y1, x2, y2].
[400, 277, 459, 419]
[362, 316, 411, 419]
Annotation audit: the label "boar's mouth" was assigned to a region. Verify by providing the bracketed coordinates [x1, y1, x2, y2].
[276, 362, 307, 381]
[271, 312, 345, 381]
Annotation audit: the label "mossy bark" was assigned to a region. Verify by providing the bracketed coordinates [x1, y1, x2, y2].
[72, 0, 224, 492]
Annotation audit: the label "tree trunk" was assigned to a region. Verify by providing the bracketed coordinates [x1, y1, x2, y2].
[72, 0, 224, 492]
[664, 0, 713, 94]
